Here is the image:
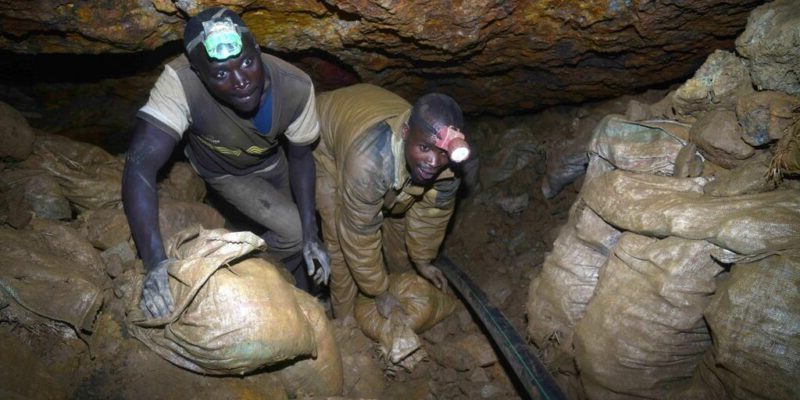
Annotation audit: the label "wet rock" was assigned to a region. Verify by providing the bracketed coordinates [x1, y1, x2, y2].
[100, 241, 137, 278]
[0, 1, 763, 115]
[427, 341, 476, 372]
[0, 101, 35, 161]
[479, 383, 505, 398]
[0, 170, 72, 222]
[468, 367, 491, 383]
[456, 307, 478, 333]
[159, 161, 206, 202]
[496, 193, 529, 214]
[455, 334, 498, 368]
[485, 275, 514, 310]
[421, 318, 449, 344]
[81, 208, 131, 250]
[438, 367, 459, 384]
[736, 90, 800, 146]
[157, 199, 226, 244]
[673, 50, 754, 121]
[690, 110, 756, 169]
[736, 0, 800, 97]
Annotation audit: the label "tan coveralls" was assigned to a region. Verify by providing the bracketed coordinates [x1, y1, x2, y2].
[314, 84, 460, 318]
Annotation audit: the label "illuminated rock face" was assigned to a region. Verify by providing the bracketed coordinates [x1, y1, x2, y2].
[0, 0, 763, 114]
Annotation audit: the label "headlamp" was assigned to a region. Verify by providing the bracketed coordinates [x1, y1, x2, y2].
[185, 10, 250, 61]
[435, 126, 470, 163]
[201, 18, 242, 60]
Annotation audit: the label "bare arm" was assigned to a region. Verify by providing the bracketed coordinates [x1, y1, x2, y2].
[287, 141, 330, 284]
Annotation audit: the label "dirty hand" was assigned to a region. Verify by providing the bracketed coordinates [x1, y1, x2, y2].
[416, 262, 448, 293]
[375, 291, 405, 320]
[303, 237, 331, 285]
[139, 258, 175, 319]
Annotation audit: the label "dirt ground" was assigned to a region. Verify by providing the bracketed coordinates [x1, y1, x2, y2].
[0, 83, 660, 400]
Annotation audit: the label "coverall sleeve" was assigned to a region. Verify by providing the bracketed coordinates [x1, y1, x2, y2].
[336, 147, 391, 297]
[405, 176, 461, 266]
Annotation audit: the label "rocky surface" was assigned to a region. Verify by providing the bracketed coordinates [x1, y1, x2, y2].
[0, 0, 764, 114]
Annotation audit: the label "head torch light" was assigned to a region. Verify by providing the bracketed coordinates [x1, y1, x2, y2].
[435, 125, 470, 163]
[201, 18, 243, 60]
[186, 11, 250, 61]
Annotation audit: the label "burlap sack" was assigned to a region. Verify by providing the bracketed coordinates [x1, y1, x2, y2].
[0, 169, 71, 224]
[20, 134, 123, 211]
[585, 115, 691, 183]
[769, 115, 800, 180]
[128, 228, 316, 375]
[276, 288, 344, 397]
[582, 170, 800, 255]
[680, 252, 800, 400]
[0, 225, 104, 333]
[354, 272, 457, 364]
[526, 201, 618, 366]
[574, 233, 723, 399]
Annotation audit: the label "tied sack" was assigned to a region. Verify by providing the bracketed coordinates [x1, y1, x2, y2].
[128, 228, 316, 375]
[354, 272, 457, 366]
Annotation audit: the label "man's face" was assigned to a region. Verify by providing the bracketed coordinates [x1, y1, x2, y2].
[403, 122, 450, 185]
[193, 42, 265, 115]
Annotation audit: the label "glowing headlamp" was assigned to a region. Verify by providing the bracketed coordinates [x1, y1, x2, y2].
[201, 18, 242, 60]
[185, 11, 250, 61]
[435, 126, 470, 163]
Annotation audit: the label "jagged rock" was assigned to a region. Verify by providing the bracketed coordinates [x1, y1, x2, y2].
[0, 101, 35, 160]
[689, 110, 756, 169]
[673, 50, 754, 121]
[736, 90, 800, 146]
[0, 0, 763, 114]
[736, 0, 800, 97]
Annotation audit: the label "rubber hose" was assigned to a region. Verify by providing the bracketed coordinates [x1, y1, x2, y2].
[434, 255, 566, 400]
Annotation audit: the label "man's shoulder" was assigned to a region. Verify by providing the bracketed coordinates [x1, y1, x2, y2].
[347, 121, 394, 177]
[166, 54, 192, 72]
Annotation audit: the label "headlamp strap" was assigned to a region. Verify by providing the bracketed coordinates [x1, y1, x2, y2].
[435, 126, 465, 151]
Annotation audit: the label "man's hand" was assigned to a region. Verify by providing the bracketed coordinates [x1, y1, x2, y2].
[416, 262, 449, 293]
[139, 258, 175, 319]
[375, 291, 406, 320]
[303, 237, 331, 285]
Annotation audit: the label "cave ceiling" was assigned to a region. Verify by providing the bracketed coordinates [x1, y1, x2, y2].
[0, 0, 766, 115]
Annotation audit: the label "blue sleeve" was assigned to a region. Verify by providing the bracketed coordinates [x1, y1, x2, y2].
[122, 119, 178, 270]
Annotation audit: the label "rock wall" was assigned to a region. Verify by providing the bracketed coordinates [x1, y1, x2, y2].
[0, 0, 765, 114]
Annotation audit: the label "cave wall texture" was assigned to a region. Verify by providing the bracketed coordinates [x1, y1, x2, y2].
[0, 0, 766, 115]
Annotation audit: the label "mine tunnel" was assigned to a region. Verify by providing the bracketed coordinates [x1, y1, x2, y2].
[0, 1, 798, 399]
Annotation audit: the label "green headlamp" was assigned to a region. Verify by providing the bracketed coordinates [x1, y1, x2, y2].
[202, 18, 242, 60]
[185, 10, 250, 61]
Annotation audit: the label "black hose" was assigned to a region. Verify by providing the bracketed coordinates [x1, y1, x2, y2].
[434, 255, 567, 400]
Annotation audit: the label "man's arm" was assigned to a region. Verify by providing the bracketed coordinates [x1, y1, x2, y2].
[405, 177, 461, 292]
[122, 119, 178, 318]
[287, 141, 330, 285]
